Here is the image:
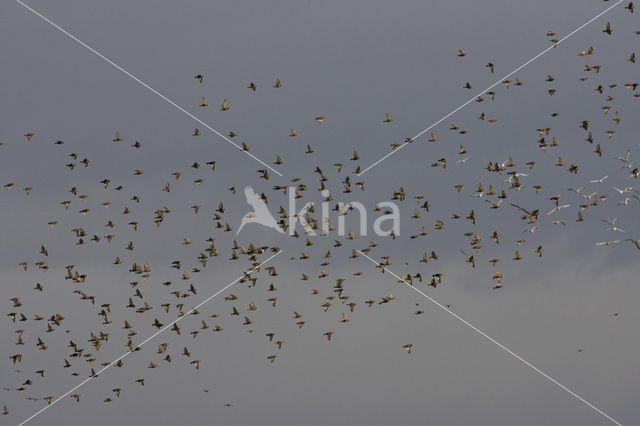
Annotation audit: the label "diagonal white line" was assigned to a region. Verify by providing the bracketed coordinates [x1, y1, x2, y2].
[358, 0, 626, 176]
[17, 250, 283, 426]
[356, 250, 623, 426]
[14, 0, 284, 177]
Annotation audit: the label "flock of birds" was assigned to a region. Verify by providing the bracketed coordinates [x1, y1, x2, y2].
[2, 5, 639, 421]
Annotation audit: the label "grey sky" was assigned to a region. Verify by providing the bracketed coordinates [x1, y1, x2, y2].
[1, 0, 639, 425]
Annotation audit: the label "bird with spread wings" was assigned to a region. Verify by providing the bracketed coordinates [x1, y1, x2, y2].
[236, 186, 284, 235]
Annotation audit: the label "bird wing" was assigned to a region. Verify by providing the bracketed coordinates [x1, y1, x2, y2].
[243, 186, 283, 232]
[244, 186, 264, 211]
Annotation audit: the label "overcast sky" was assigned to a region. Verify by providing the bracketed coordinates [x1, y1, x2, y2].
[1, 0, 639, 425]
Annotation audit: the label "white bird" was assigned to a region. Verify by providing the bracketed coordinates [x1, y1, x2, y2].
[621, 161, 635, 170]
[611, 186, 635, 194]
[616, 149, 631, 162]
[547, 204, 570, 215]
[589, 175, 608, 184]
[595, 240, 621, 246]
[603, 218, 624, 232]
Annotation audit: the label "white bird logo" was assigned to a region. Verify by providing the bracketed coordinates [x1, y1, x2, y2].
[236, 186, 284, 235]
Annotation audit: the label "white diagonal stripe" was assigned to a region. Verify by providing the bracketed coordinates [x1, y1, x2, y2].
[358, 0, 625, 176]
[17, 250, 283, 426]
[356, 250, 622, 426]
[15, 0, 284, 177]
